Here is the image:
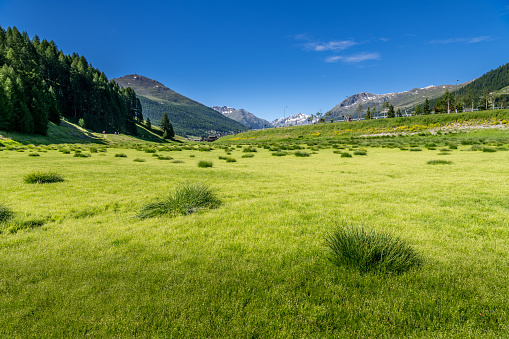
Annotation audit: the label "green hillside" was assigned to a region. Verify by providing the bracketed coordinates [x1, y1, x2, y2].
[114, 75, 246, 136]
[219, 109, 509, 143]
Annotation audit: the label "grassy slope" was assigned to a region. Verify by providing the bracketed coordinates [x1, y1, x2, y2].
[219, 109, 509, 143]
[0, 137, 509, 337]
[0, 119, 187, 147]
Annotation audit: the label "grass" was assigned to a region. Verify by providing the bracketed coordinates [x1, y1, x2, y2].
[138, 182, 221, 218]
[427, 159, 454, 165]
[325, 224, 422, 274]
[0, 203, 13, 223]
[23, 171, 64, 184]
[197, 160, 213, 168]
[1, 129, 509, 337]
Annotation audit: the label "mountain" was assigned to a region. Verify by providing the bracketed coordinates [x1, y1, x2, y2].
[211, 106, 273, 129]
[271, 113, 313, 127]
[328, 83, 468, 119]
[113, 75, 246, 136]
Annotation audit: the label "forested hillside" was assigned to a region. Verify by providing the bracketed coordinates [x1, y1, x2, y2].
[428, 63, 509, 113]
[0, 26, 141, 135]
[114, 75, 246, 136]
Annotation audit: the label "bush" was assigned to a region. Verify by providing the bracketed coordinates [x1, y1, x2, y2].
[198, 160, 213, 168]
[115, 153, 127, 158]
[133, 158, 145, 162]
[341, 152, 352, 158]
[0, 204, 13, 223]
[325, 224, 422, 274]
[226, 157, 236, 162]
[28, 153, 40, 157]
[24, 171, 64, 184]
[427, 159, 453, 165]
[243, 147, 257, 153]
[172, 160, 184, 163]
[241, 154, 255, 158]
[138, 183, 221, 218]
[409, 148, 422, 152]
[353, 150, 367, 156]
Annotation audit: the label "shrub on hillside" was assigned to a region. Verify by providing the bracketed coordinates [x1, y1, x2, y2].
[326, 224, 422, 274]
[138, 183, 221, 219]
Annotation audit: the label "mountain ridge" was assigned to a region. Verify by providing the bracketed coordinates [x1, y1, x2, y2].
[210, 106, 273, 129]
[113, 75, 246, 136]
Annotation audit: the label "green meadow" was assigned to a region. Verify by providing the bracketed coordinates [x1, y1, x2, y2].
[1, 130, 509, 337]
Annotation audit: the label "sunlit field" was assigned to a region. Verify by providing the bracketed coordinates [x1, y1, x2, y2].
[1, 140, 508, 338]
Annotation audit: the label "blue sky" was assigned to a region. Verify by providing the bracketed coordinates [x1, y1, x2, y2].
[1, 0, 508, 121]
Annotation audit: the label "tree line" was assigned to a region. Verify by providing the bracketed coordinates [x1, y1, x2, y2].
[0, 26, 142, 135]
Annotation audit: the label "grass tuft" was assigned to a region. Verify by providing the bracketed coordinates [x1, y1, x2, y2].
[325, 224, 422, 274]
[294, 150, 310, 157]
[427, 159, 453, 165]
[24, 171, 64, 184]
[198, 160, 213, 168]
[138, 183, 221, 219]
[115, 153, 127, 158]
[0, 203, 13, 223]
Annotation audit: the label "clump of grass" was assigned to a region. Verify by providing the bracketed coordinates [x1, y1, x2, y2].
[226, 157, 236, 162]
[115, 153, 127, 158]
[0, 203, 13, 223]
[144, 148, 157, 153]
[409, 148, 422, 152]
[199, 146, 212, 152]
[341, 152, 352, 158]
[138, 183, 221, 219]
[294, 151, 310, 157]
[482, 147, 497, 153]
[28, 153, 40, 157]
[24, 171, 64, 184]
[243, 147, 257, 153]
[172, 160, 184, 163]
[353, 150, 367, 156]
[73, 152, 91, 158]
[4, 218, 45, 234]
[427, 159, 453, 165]
[325, 224, 422, 274]
[198, 160, 213, 168]
[241, 154, 254, 158]
[133, 158, 145, 162]
[157, 155, 173, 160]
[272, 151, 287, 156]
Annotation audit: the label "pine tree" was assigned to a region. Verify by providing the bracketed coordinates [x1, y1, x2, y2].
[423, 98, 431, 115]
[364, 106, 371, 120]
[146, 118, 151, 130]
[414, 105, 422, 115]
[396, 108, 402, 117]
[160, 112, 171, 138]
[387, 104, 395, 118]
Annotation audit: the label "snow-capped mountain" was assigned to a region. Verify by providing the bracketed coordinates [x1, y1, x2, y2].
[271, 113, 313, 127]
[211, 106, 273, 129]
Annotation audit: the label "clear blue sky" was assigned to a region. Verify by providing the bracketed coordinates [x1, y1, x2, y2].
[1, 0, 508, 121]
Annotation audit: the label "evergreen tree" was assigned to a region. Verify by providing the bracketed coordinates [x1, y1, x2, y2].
[160, 112, 171, 136]
[387, 104, 395, 118]
[146, 118, 151, 130]
[423, 98, 431, 114]
[396, 108, 402, 117]
[364, 106, 371, 120]
[414, 105, 422, 115]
